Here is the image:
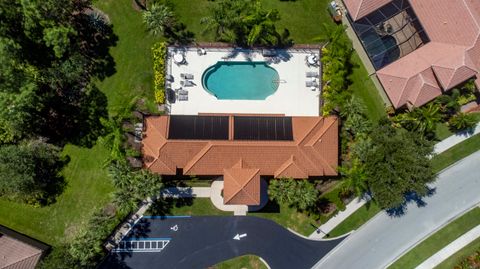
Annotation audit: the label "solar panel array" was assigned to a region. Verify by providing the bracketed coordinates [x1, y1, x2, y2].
[168, 115, 294, 141]
[168, 115, 229, 140]
[233, 116, 293, 141]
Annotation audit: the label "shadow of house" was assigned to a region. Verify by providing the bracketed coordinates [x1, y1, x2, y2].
[0, 225, 50, 269]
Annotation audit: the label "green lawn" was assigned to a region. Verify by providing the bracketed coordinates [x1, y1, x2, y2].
[327, 202, 381, 238]
[435, 123, 454, 140]
[388, 207, 480, 269]
[147, 198, 231, 216]
[94, 0, 160, 114]
[349, 52, 387, 121]
[173, 0, 335, 43]
[435, 113, 480, 141]
[435, 237, 480, 269]
[0, 0, 156, 247]
[432, 133, 480, 173]
[0, 144, 114, 246]
[248, 201, 317, 236]
[214, 255, 268, 269]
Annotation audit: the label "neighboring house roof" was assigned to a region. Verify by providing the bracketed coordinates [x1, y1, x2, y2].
[345, 0, 480, 108]
[343, 0, 393, 21]
[0, 225, 49, 269]
[142, 115, 339, 205]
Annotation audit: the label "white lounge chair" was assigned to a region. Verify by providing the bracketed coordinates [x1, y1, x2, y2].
[180, 73, 194, 80]
[306, 71, 319, 78]
[180, 80, 195, 87]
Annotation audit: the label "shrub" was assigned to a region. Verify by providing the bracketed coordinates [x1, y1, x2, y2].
[152, 42, 167, 104]
[448, 112, 477, 131]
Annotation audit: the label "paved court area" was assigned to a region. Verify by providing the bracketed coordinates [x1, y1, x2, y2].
[167, 47, 321, 116]
[100, 216, 344, 269]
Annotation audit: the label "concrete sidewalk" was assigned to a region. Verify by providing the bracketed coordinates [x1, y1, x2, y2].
[416, 222, 480, 269]
[309, 197, 368, 239]
[415, 224, 480, 269]
[434, 123, 480, 154]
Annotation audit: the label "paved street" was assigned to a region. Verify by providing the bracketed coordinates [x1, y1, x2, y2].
[100, 216, 344, 269]
[313, 151, 480, 269]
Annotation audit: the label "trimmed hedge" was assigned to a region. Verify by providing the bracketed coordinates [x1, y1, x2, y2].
[152, 42, 167, 104]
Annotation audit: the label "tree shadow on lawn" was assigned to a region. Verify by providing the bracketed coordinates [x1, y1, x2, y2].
[38, 10, 119, 148]
[386, 187, 437, 217]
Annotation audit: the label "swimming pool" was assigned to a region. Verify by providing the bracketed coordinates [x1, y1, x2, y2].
[202, 61, 279, 100]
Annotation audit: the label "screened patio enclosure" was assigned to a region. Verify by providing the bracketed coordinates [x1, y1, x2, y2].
[348, 0, 429, 70]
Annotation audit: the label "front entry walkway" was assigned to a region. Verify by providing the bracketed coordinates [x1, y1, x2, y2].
[210, 179, 269, 216]
[160, 179, 268, 216]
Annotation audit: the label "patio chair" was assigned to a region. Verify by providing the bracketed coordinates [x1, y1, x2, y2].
[180, 73, 194, 80]
[306, 71, 319, 78]
[166, 74, 174, 81]
[306, 81, 318, 87]
[180, 80, 195, 87]
[178, 94, 188, 101]
[176, 89, 188, 95]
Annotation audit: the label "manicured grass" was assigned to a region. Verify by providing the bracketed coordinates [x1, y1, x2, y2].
[173, 0, 335, 44]
[349, 52, 387, 121]
[431, 134, 480, 173]
[435, 123, 454, 140]
[94, 0, 160, 114]
[248, 201, 317, 236]
[0, 144, 114, 246]
[214, 255, 268, 269]
[435, 113, 480, 141]
[435, 237, 480, 269]
[327, 202, 381, 238]
[147, 198, 231, 216]
[388, 207, 480, 269]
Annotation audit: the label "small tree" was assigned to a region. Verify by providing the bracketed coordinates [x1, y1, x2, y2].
[142, 3, 175, 36]
[201, 0, 291, 47]
[108, 161, 163, 213]
[448, 112, 477, 131]
[0, 140, 65, 205]
[363, 119, 436, 209]
[268, 178, 318, 211]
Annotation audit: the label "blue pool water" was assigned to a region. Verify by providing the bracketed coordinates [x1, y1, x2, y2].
[202, 61, 279, 100]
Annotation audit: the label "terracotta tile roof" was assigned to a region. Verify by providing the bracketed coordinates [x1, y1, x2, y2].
[143, 115, 339, 205]
[223, 159, 261, 205]
[370, 0, 480, 108]
[343, 0, 393, 20]
[0, 236, 43, 269]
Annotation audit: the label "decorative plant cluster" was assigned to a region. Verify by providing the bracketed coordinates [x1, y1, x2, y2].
[391, 79, 479, 136]
[320, 25, 353, 115]
[152, 42, 167, 104]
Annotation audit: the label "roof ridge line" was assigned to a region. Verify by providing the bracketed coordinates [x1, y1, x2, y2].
[305, 117, 336, 147]
[223, 169, 241, 204]
[183, 142, 214, 173]
[240, 170, 260, 203]
[297, 117, 324, 145]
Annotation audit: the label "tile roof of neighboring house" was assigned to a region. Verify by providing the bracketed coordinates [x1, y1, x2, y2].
[0, 225, 49, 269]
[343, 0, 393, 21]
[142, 115, 339, 205]
[345, 0, 480, 108]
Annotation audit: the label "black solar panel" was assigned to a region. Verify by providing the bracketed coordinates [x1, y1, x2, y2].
[168, 115, 229, 140]
[233, 116, 293, 141]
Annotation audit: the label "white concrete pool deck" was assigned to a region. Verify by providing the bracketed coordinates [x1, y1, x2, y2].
[166, 47, 321, 116]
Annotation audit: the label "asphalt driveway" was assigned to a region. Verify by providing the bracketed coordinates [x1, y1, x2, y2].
[100, 216, 344, 269]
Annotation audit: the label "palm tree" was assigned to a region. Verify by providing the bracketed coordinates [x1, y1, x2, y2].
[448, 112, 477, 131]
[411, 103, 442, 134]
[339, 159, 368, 197]
[435, 88, 461, 116]
[142, 3, 175, 36]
